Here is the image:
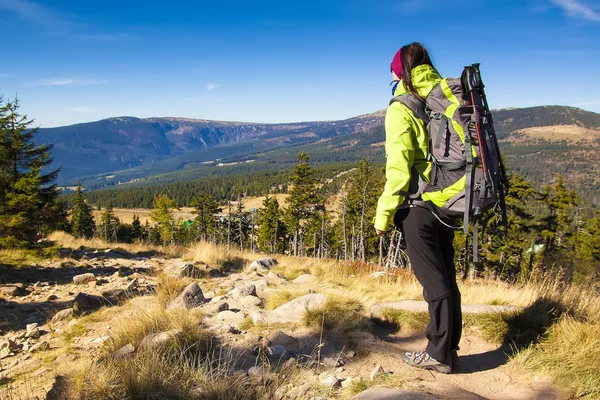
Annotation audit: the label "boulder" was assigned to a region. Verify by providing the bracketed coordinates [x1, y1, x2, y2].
[216, 310, 246, 327]
[1, 284, 26, 297]
[268, 330, 297, 347]
[320, 374, 342, 388]
[102, 289, 128, 305]
[140, 329, 182, 350]
[73, 273, 96, 285]
[351, 388, 439, 400]
[29, 341, 50, 353]
[51, 308, 74, 323]
[227, 283, 257, 298]
[179, 263, 205, 279]
[252, 293, 326, 325]
[74, 292, 105, 313]
[0, 338, 19, 352]
[292, 274, 318, 285]
[246, 258, 278, 273]
[109, 343, 135, 360]
[167, 283, 207, 310]
[25, 323, 40, 339]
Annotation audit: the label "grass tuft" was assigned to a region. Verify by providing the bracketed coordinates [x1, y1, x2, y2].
[303, 296, 370, 333]
[265, 288, 307, 310]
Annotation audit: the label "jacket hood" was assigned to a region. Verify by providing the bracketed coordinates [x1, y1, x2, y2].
[393, 64, 442, 98]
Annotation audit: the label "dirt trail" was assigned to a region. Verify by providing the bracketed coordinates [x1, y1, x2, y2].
[0, 252, 566, 400]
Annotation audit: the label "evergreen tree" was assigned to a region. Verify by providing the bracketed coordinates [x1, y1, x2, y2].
[192, 193, 221, 241]
[149, 194, 177, 245]
[0, 96, 63, 247]
[98, 204, 119, 242]
[344, 159, 383, 261]
[131, 214, 144, 242]
[284, 152, 319, 256]
[70, 182, 95, 239]
[256, 195, 286, 253]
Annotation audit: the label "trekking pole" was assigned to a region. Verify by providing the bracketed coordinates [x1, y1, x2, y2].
[472, 64, 509, 192]
[463, 65, 489, 178]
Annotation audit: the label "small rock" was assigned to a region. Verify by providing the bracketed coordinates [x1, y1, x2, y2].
[29, 341, 50, 352]
[74, 292, 105, 313]
[167, 283, 206, 310]
[25, 324, 40, 339]
[1, 285, 24, 297]
[346, 350, 356, 358]
[335, 367, 345, 373]
[246, 258, 278, 273]
[0, 339, 19, 352]
[73, 273, 96, 284]
[248, 365, 270, 377]
[292, 274, 318, 285]
[323, 357, 343, 368]
[341, 377, 356, 389]
[102, 289, 128, 305]
[267, 345, 292, 359]
[109, 343, 135, 360]
[51, 308, 74, 323]
[228, 283, 257, 298]
[180, 263, 205, 278]
[46, 294, 58, 301]
[268, 330, 297, 347]
[320, 375, 342, 388]
[370, 364, 384, 381]
[140, 329, 182, 350]
[371, 271, 387, 279]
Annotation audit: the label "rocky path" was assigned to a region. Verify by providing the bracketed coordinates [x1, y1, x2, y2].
[0, 250, 566, 399]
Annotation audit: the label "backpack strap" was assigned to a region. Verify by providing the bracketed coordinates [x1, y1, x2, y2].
[390, 94, 430, 124]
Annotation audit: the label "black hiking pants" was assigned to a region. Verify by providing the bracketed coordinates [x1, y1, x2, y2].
[394, 206, 462, 364]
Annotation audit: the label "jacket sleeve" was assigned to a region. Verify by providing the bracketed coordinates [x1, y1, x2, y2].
[373, 104, 415, 232]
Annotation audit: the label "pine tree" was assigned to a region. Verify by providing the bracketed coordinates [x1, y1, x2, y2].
[98, 204, 119, 242]
[131, 214, 144, 242]
[70, 182, 95, 239]
[256, 195, 286, 253]
[149, 194, 177, 245]
[0, 96, 63, 247]
[192, 193, 221, 241]
[284, 152, 319, 256]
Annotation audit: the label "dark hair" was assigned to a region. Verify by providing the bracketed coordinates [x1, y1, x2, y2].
[400, 42, 439, 96]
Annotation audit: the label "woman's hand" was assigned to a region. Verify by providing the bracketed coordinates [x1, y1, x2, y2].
[375, 228, 386, 237]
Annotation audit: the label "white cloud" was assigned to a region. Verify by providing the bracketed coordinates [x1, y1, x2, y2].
[550, 0, 600, 22]
[206, 83, 219, 91]
[30, 78, 112, 86]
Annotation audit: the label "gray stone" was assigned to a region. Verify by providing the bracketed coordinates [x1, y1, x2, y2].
[228, 283, 257, 298]
[110, 343, 135, 360]
[0, 338, 19, 352]
[25, 323, 40, 339]
[140, 329, 182, 350]
[370, 365, 384, 381]
[102, 289, 128, 304]
[246, 258, 278, 273]
[216, 310, 245, 327]
[180, 263, 205, 278]
[167, 283, 206, 310]
[51, 308, 74, 323]
[370, 300, 520, 321]
[266, 271, 286, 282]
[73, 273, 96, 284]
[268, 330, 297, 347]
[267, 344, 292, 359]
[320, 375, 342, 388]
[351, 387, 439, 400]
[1, 285, 25, 297]
[341, 377, 356, 389]
[230, 295, 262, 309]
[252, 293, 326, 325]
[74, 292, 105, 312]
[248, 365, 270, 377]
[322, 357, 343, 367]
[292, 274, 318, 285]
[29, 341, 49, 353]
[346, 350, 356, 358]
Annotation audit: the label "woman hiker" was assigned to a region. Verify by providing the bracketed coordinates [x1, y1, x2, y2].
[373, 42, 462, 374]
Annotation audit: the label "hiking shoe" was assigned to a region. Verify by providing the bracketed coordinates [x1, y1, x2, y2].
[401, 349, 452, 374]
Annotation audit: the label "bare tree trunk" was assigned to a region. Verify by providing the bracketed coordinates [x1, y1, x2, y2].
[227, 202, 232, 250]
[340, 185, 348, 261]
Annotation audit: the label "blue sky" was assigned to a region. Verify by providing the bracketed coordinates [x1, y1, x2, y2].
[1, 0, 599, 127]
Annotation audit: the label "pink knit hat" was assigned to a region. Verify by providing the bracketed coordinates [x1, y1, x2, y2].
[390, 49, 402, 79]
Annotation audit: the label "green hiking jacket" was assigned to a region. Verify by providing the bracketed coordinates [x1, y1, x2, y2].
[373, 64, 441, 232]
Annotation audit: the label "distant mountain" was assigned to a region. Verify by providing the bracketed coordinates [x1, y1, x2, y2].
[39, 112, 385, 181]
[41, 105, 600, 204]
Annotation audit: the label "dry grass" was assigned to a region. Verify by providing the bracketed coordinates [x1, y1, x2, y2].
[48, 231, 185, 258]
[184, 240, 249, 270]
[265, 288, 308, 310]
[303, 296, 370, 334]
[0, 246, 57, 266]
[155, 272, 189, 307]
